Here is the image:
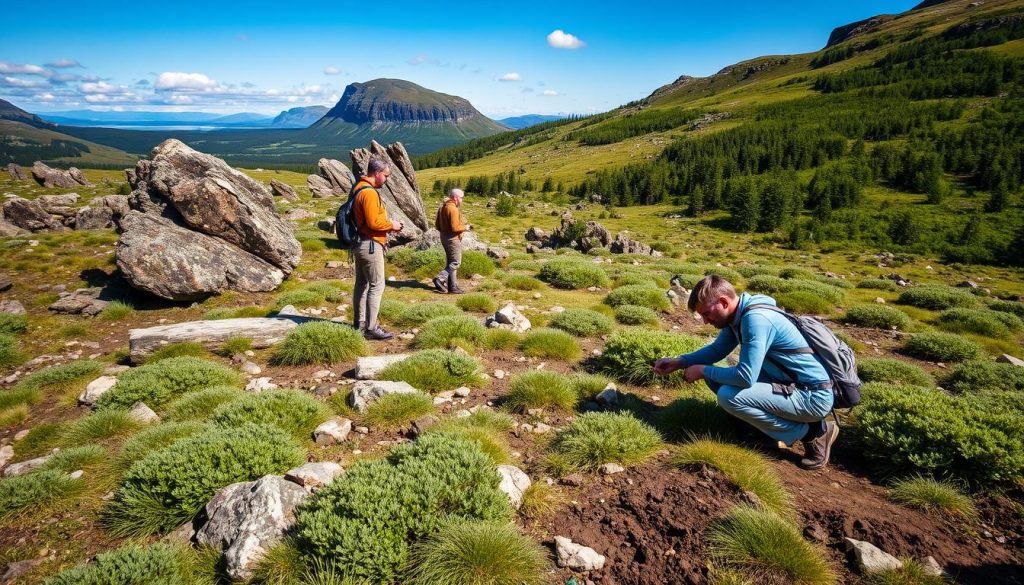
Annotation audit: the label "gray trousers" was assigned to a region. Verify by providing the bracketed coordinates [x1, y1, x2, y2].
[352, 239, 386, 330]
[435, 235, 462, 280]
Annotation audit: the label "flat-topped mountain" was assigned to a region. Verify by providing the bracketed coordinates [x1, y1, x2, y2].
[318, 79, 499, 126]
[271, 106, 329, 128]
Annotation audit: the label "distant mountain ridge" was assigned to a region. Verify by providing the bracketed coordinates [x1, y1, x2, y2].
[498, 114, 566, 130]
[317, 79, 502, 127]
[271, 106, 328, 128]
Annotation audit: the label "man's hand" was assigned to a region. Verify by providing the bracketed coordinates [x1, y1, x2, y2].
[653, 357, 683, 376]
[684, 365, 705, 383]
[392, 221, 404, 232]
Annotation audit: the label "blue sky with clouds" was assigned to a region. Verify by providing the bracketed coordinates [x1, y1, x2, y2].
[0, 0, 919, 118]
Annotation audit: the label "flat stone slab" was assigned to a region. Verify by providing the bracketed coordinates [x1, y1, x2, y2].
[285, 462, 344, 492]
[348, 380, 418, 412]
[354, 353, 410, 380]
[128, 317, 308, 364]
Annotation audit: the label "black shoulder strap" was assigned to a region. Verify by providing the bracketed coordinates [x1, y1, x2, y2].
[348, 184, 375, 231]
[731, 302, 813, 385]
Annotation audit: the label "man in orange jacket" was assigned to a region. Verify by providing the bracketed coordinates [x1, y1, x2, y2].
[432, 188, 470, 294]
[352, 157, 404, 340]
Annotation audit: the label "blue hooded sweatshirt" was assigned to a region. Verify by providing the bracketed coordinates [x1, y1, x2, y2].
[678, 292, 831, 389]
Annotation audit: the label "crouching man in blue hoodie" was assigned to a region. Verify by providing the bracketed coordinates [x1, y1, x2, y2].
[654, 275, 839, 469]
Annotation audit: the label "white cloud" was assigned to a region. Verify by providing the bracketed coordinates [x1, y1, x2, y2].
[155, 72, 219, 91]
[46, 59, 82, 68]
[323, 66, 341, 75]
[84, 94, 109, 103]
[2, 76, 42, 88]
[542, 90, 559, 96]
[35, 92, 55, 101]
[408, 54, 428, 65]
[79, 81, 118, 94]
[547, 30, 586, 50]
[0, 62, 48, 76]
[497, 72, 521, 82]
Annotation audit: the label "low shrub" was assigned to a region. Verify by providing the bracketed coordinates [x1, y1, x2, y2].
[745, 276, 845, 304]
[483, 329, 521, 350]
[145, 342, 210, 363]
[1, 469, 84, 520]
[504, 274, 543, 291]
[937, 308, 1016, 339]
[990, 300, 1024, 319]
[888, 476, 976, 518]
[549, 412, 662, 470]
[42, 445, 107, 473]
[902, 332, 983, 362]
[507, 259, 541, 271]
[217, 336, 254, 356]
[614, 304, 660, 326]
[941, 361, 1024, 394]
[613, 274, 660, 288]
[271, 321, 368, 365]
[96, 357, 241, 411]
[0, 334, 23, 367]
[845, 304, 912, 330]
[548, 308, 614, 337]
[736, 265, 782, 278]
[505, 371, 577, 413]
[98, 300, 134, 320]
[163, 386, 244, 421]
[673, 440, 791, 517]
[211, 389, 332, 440]
[362, 392, 435, 431]
[850, 383, 1024, 487]
[708, 505, 835, 585]
[897, 285, 979, 310]
[604, 285, 671, 312]
[60, 410, 144, 445]
[456, 293, 497, 314]
[657, 386, 738, 440]
[394, 248, 496, 278]
[107, 423, 304, 536]
[272, 288, 330, 312]
[0, 313, 27, 335]
[778, 267, 816, 281]
[857, 278, 899, 292]
[378, 350, 485, 393]
[118, 422, 208, 469]
[430, 422, 512, 465]
[857, 358, 933, 387]
[571, 373, 615, 401]
[43, 542, 203, 585]
[395, 302, 463, 327]
[519, 328, 581, 360]
[295, 434, 510, 584]
[599, 330, 706, 386]
[775, 291, 834, 315]
[538, 260, 609, 289]
[413, 315, 487, 349]
[407, 521, 548, 585]
[378, 298, 409, 324]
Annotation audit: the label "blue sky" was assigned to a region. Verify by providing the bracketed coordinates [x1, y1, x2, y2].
[0, 0, 920, 118]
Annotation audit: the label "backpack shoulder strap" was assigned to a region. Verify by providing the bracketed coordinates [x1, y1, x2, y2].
[348, 184, 375, 230]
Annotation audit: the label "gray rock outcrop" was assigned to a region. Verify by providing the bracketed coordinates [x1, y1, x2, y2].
[31, 162, 90, 188]
[486, 303, 531, 332]
[48, 287, 108, 316]
[306, 174, 335, 198]
[196, 475, 308, 580]
[2, 197, 65, 232]
[6, 163, 26, 181]
[115, 139, 301, 301]
[318, 158, 355, 194]
[75, 195, 129, 230]
[350, 141, 428, 246]
[610, 232, 654, 255]
[348, 380, 419, 412]
[269, 179, 298, 201]
[128, 317, 303, 364]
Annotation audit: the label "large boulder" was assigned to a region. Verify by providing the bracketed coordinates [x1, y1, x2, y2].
[6, 163, 27, 181]
[196, 475, 308, 580]
[75, 195, 129, 230]
[269, 179, 298, 202]
[30, 162, 89, 188]
[115, 139, 301, 300]
[318, 158, 355, 194]
[609, 232, 655, 255]
[349, 141, 428, 246]
[1, 197, 64, 232]
[548, 214, 611, 251]
[306, 174, 335, 198]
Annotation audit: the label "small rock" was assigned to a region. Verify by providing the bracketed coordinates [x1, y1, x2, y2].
[78, 375, 117, 406]
[453, 386, 471, 397]
[240, 361, 262, 375]
[246, 377, 278, 392]
[128, 402, 160, 424]
[313, 418, 352, 446]
[561, 473, 585, 486]
[497, 464, 531, 509]
[311, 369, 332, 380]
[533, 423, 552, 434]
[844, 538, 903, 574]
[599, 463, 625, 475]
[996, 354, 1024, 367]
[410, 415, 439, 437]
[922, 556, 944, 577]
[285, 462, 345, 492]
[354, 354, 410, 379]
[13, 430, 28, 441]
[325, 261, 344, 269]
[874, 297, 886, 304]
[69, 470, 84, 480]
[348, 380, 418, 412]
[0, 445, 13, 468]
[3, 452, 54, 477]
[595, 383, 619, 406]
[554, 536, 606, 571]
[493, 369, 506, 380]
[354, 425, 369, 434]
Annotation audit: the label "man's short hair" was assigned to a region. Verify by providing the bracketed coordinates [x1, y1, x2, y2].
[449, 188, 465, 199]
[367, 157, 389, 175]
[688, 275, 737, 312]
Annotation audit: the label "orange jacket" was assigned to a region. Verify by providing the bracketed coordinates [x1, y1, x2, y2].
[435, 199, 466, 238]
[353, 178, 393, 245]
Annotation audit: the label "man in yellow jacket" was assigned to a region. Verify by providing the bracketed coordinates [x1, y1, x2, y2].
[352, 157, 404, 340]
[432, 188, 470, 294]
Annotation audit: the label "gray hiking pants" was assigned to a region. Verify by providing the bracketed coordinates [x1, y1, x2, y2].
[435, 235, 462, 280]
[352, 239, 386, 330]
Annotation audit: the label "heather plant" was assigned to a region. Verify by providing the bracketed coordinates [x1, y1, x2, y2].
[95, 357, 241, 411]
[378, 350, 485, 393]
[548, 308, 615, 337]
[599, 330, 706, 386]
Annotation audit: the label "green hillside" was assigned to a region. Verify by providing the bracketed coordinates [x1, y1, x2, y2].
[0, 119, 138, 167]
[417, 0, 1024, 267]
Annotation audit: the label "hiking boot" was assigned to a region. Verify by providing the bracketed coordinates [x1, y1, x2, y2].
[432, 276, 448, 294]
[800, 421, 839, 470]
[353, 321, 366, 332]
[363, 326, 394, 341]
[447, 272, 465, 295]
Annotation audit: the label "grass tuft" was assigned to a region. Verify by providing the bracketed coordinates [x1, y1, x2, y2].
[163, 385, 244, 421]
[407, 520, 548, 585]
[457, 293, 498, 314]
[413, 315, 487, 350]
[519, 327, 582, 360]
[362, 392, 435, 430]
[211, 389, 332, 440]
[271, 321, 368, 366]
[888, 476, 976, 518]
[378, 349, 485, 393]
[98, 300, 135, 320]
[548, 308, 615, 337]
[673, 439, 792, 517]
[505, 371, 577, 413]
[549, 411, 662, 470]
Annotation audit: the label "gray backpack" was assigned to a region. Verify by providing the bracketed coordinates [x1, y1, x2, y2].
[740, 303, 862, 409]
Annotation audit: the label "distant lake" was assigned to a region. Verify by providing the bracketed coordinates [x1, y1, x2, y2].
[88, 124, 269, 131]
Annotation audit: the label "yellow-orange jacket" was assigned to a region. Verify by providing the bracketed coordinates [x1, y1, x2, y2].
[353, 178, 392, 245]
[435, 199, 466, 238]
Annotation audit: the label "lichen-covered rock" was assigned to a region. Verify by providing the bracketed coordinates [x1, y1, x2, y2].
[2, 197, 64, 232]
[348, 379, 418, 412]
[307, 174, 335, 198]
[269, 179, 298, 201]
[349, 140, 427, 246]
[318, 158, 355, 194]
[30, 162, 89, 188]
[497, 464, 531, 509]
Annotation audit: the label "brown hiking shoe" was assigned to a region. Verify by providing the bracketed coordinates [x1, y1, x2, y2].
[800, 421, 839, 470]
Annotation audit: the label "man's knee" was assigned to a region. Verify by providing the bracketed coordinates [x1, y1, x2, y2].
[716, 385, 743, 413]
